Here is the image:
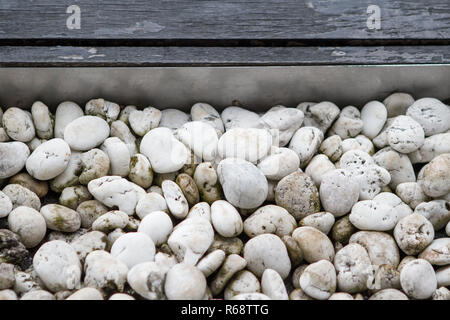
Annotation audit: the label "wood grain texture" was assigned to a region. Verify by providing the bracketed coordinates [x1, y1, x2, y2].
[1, 45, 449, 66]
[0, 0, 449, 40]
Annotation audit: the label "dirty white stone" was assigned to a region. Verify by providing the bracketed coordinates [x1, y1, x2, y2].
[8, 206, 46, 248]
[221, 106, 260, 130]
[360, 101, 387, 139]
[31, 101, 54, 139]
[91, 210, 129, 233]
[2, 107, 35, 142]
[300, 260, 336, 300]
[261, 268, 288, 300]
[191, 103, 225, 135]
[328, 106, 363, 139]
[289, 127, 324, 168]
[406, 98, 450, 136]
[387, 115, 425, 153]
[165, 263, 206, 300]
[383, 92, 414, 117]
[400, 259, 437, 299]
[297, 101, 340, 133]
[299, 212, 335, 235]
[257, 147, 300, 180]
[84, 250, 128, 292]
[85, 98, 120, 123]
[129, 107, 161, 136]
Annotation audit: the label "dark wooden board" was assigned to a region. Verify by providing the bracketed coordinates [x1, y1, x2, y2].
[1, 45, 449, 66]
[0, 0, 449, 41]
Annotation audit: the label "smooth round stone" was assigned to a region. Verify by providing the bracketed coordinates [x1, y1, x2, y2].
[243, 234, 291, 279]
[292, 227, 334, 263]
[329, 106, 363, 139]
[319, 169, 359, 217]
[2, 184, 41, 210]
[394, 213, 434, 255]
[257, 147, 300, 180]
[31, 101, 54, 140]
[244, 205, 296, 238]
[78, 148, 109, 184]
[127, 261, 167, 300]
[372, 147, 414, 190]
[373, 192, 412, 221]
[168, 217, 214, 265]
[176, 121, 218, 161]
[383, 92, 415, 117]
[162, 180, 189, 219]
[349, 231, 400, 267]
[54, 101, 84, 139]
[129, 154, 153, 188]
[128, 107, 161, 136]
[138, 211, 173, 246]
[84, 250, 128, 292]
[0, 142, 30, 179]
[319, 135, 343, 162]
[328, 293, 353, 300]
[436, 266, 450, 287]
[159, 109, 190, 130]
[33, 240, 81, 292]
[211, 200, 243, 237]
[414, 200, 450, 230]
[100, 137, 130, 177]
[350, 200, 398, 231]
[289, 127, 324, 168]
[304, 154, 335, 186]
[8, 206, 46, 248]
[64, 116, 110, 151]
[2, 107, 35, 142]
[187, 202, 211, 222]
[140, 127, 190, 173]
[88, 176, 146, 215]
[298, 101, 340, 132]
[395, 182, 430, 209]
[85, 98, 120, 123]
[26, 138, 71, 180]
[10, 173, 48, 198]
[300, 260, 336, 300]
[221, 106, 260, 130]
[165, 264, 206, 300]
[231, 293, 271, 300]
[76, 200, 108, 229]
[110, 120, 137, 155]
[360, 101, 387, 139]
[111, 232, 155, 269]
[406, 98, 450, 136]
[66, 287, 103, 300]
[261, 268, 288, 300]
[196, 249, 226, 277]
[299, 212, 335, 235]
[224, 270, 261, 300]
[419, 153, 450, 197]
[387, 115, 425, 153]
[191, 103, 224, 134]
[135, 192, 168, 219]
[0, 191, 12, 218]
[217, 158, 268, 209]
[21, 290, 55, 300]
[419, 238, 450, 265]
[409, 133, 450, 164]
[109, 293, 135, 300]
[40, 204, 81, 232]
[70, 231, 107, 261]
[257, 106, 304, 147]
[334, 243, 372, 293]
[400, 259, 437, 299]
[274, 171, 320, 220]
[92, 210, 129, 233]
[217, 128, 272, 163]
[369, 288, 408, 300]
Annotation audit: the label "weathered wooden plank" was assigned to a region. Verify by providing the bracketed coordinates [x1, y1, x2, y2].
[1, 45, 449, 66]
[0, 1, 449, 41]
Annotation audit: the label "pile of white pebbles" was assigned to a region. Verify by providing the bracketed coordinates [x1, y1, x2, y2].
[0, 94, 449, 301]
